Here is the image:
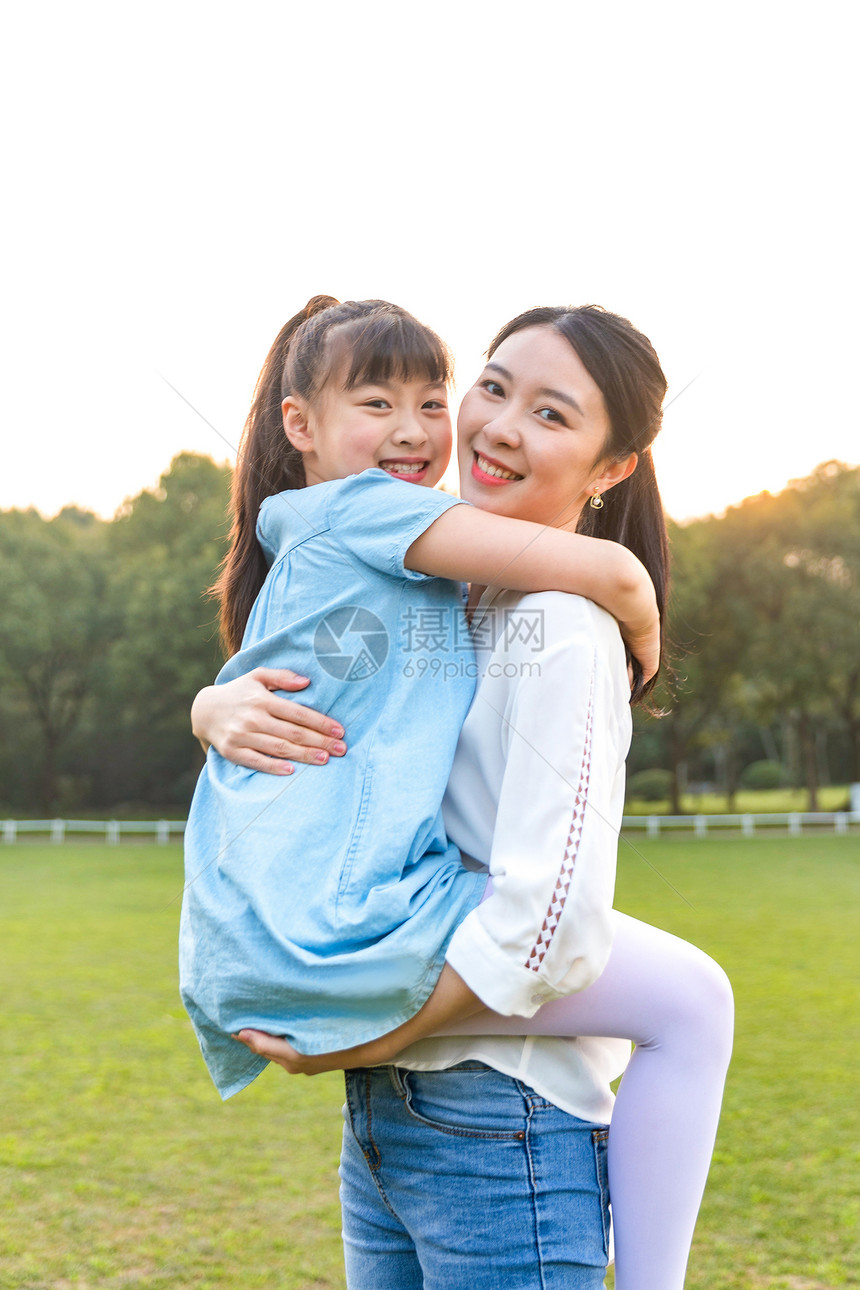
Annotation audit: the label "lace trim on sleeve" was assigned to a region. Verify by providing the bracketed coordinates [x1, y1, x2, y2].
[523, 669, 595, 972]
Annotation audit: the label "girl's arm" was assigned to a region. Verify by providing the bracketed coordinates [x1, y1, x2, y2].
[191, 668, 348, 773]
[406, 506, 660, 681]
[192, 502, 657, 773]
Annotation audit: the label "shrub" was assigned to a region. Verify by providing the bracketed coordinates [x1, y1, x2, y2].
[740, 759, 786, 791]
[627, 767, 673, 801]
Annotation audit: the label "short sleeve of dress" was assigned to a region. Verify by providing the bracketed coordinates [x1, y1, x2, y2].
[325, 469, 468, 581]
[256, 512, 278, 568]
[256, 491, 329, 569]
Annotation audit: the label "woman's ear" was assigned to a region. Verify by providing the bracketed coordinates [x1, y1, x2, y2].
[594, 451, 638, 496]
[282, 396, 313, 452]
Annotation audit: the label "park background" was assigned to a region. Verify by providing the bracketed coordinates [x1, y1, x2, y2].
[2, 450, 859, 818]
[2, 1, 858, 1287]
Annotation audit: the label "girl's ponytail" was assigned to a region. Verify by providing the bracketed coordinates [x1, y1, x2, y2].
[213, 295, 339, 655]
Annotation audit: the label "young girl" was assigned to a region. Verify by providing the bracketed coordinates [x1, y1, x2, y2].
[190, 300, 733, 1289]
[179, 296, 659, 1101]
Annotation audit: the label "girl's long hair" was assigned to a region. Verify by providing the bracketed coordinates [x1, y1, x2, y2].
[488, 305, 670, 704]
[213, 296, 452, 654]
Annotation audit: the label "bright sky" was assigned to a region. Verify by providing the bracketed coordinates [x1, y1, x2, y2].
[2, 1, 857, 524]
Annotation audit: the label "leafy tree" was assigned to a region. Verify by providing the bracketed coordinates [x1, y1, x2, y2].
[0, 508, 115, 812]
[724, 463, 860, 807]
[645, 462, 860, 811]
[91, 453, 232, 806]
[788, 463, 860, 784]
[640, 515, 758, 812]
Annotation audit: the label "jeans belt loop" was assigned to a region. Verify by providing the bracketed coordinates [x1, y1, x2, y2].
[387, 1065, 408, 1098]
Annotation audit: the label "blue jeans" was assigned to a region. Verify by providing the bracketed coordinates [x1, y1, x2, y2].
[340, 1062, 610, 1288]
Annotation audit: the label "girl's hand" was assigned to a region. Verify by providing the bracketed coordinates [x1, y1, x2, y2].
[610, 550, 660, 684]
[620, 613, 661, 687]
[191, 668, 347, 775]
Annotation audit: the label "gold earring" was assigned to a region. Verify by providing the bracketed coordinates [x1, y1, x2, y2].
[589, 488, 604, 510]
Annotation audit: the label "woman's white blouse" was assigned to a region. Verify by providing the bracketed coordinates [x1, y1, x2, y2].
[397, 586, 633, 1124]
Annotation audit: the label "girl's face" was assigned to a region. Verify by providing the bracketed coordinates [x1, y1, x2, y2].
[283, 375, 452, 489]
[457, 326, 636, 530]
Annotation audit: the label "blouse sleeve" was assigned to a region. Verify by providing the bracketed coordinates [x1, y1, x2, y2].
[325, 469, 468, 581]
[444, 598, 631, 1017]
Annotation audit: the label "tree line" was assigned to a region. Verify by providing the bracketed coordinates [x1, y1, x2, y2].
[1, 454, 857, 816]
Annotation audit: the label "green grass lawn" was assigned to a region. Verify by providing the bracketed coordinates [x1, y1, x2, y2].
[1, 838, 858, 1288]
[607, 832, 860, 1289]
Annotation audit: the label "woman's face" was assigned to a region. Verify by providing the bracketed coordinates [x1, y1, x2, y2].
[457, 325, 634, 530]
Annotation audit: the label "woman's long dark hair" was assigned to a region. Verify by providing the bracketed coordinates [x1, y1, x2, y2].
[213, 296, 452, 654]
[488, 305, 670, 704]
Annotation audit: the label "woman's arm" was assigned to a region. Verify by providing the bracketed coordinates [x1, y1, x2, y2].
[192, 668, 347, 774]
[406, 506, 660, 681]
[235, 962, 486, 1074]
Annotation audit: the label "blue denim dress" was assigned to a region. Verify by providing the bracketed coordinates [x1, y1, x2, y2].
[180, 471, 485, 1098]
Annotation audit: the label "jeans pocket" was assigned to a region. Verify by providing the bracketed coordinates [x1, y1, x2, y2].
[591, 1127, 611, 1258]
[399, 1065, 528, 1140]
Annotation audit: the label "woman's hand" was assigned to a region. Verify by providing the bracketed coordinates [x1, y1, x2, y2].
[191, 668, 347, 774]
[234, 1028, 403, 1075]
[234, 966, 486, 1074]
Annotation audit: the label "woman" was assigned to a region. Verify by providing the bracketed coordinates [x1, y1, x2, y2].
[193, 306, 734, 1288]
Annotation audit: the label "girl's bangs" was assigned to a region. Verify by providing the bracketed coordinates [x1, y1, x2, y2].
[337, 312, 452, 390]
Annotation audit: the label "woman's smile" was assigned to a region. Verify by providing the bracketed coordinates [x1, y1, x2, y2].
[470, 450, 525, 485]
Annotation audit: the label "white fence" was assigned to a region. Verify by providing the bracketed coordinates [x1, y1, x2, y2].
[2, 813, 859, 845]
[2, 819, 186, 844]
[621, 811, 860, 838]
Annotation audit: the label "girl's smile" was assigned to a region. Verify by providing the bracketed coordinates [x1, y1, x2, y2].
[378, 456, 434, 483]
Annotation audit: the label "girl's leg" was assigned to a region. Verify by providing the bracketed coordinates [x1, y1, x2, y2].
[439, 912, 734, 1290]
